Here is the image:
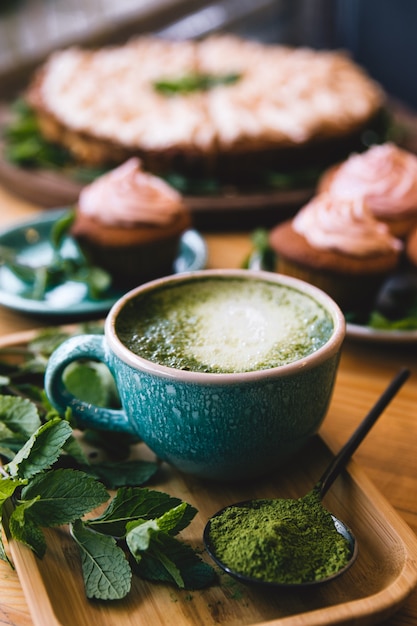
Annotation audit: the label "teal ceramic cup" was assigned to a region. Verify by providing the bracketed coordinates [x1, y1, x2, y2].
[44, 269, 345, 481]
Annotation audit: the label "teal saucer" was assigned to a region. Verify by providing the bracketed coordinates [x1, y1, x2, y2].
[0, 209, 207, 319]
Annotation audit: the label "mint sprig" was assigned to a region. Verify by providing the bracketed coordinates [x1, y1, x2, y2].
[0, 401, 215, 598]
[153, 72, 241, 95]
[124, 499, 216, 589]
[3, 99, 108, 183]
[0, 332, 216, 599]
[0, 210, 112, 301]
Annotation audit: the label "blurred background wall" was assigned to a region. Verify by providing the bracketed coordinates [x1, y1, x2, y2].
[0, 0, 416, 109]
[299, 0, 417, 110]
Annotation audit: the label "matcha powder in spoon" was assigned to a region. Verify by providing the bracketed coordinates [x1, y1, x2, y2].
[207, 489, 352, 584]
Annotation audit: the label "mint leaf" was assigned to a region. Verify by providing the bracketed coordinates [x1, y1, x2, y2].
[126, 518, 158, 552]
[62, 435, 90, 466]
[63, 362, 119, 408]
[28, 328, 81, 357]
[156, 501, 196, 535]
[82, 266, 112, 300]
[369, 310, 417, 330]
[242, 228, 276, 272]
[125, 500, 214, 590]
[0, 534, 11, 564]
[0, 444, 18, 461]
[149, 542, 184, 587]
[70, 519, 132, 600]
[50, 210, 75, 250]
[0, 477, 25, 511]
[0, 395, 41, 439]
[132, 533, 216, 590]
[0, 475, 26, 562]
[82, 460, 158, 489]
[6, 418, 73, 479]
[8, 498, 47, 557]
[87, 487, 186, 537]
[153, 72, 241, 95]
[125, 502, 195, 552]
[20, 469, 109, 526]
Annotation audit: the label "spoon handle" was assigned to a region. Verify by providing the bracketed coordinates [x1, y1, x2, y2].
[319, 367, 410, 499]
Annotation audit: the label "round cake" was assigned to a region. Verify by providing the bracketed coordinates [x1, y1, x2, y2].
[71, 157, 192, 288]
[26, 35, 385, 186]
[269, 192, 403, 312]
[318, 143, 417, 238]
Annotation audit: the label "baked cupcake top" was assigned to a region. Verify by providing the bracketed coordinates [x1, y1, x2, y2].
[292, 192, 403, 257]
[78, 158, 186, 227]
[319, 143, 417, 220]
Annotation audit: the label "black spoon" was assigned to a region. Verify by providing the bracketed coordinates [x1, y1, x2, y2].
[203, 367, 410, 588]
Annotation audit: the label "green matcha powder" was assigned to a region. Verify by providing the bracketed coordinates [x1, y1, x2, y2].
[208, 489, 351, 584]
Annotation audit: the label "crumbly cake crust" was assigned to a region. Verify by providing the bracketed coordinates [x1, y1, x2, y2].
[26, 36, 385, 182]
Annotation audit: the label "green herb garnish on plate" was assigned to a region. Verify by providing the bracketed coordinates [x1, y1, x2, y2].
[0, 210, 112, 301]
[2, 99, 107, 183]
[368, 310, 417, 331]
[242, 228, 276, 272]
[153, 72, 241, 95]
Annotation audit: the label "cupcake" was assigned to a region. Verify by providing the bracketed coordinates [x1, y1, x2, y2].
[269, 193, 403, 312]
[71, 158, 192, 288]
[318, 143, 417, 238]
[406, 226, 417, 268]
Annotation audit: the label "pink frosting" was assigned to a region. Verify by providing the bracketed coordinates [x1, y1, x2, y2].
[293, 193, 403, 256]
[322, 143, 417, 218]
[78, 158, 184, 226]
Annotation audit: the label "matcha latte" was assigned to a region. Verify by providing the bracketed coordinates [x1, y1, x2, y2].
[115, 277, 334, 374]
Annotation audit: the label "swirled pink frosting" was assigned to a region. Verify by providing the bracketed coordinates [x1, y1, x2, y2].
[293, 193, 403, 256]
[322, 143, 417, 218]
[78, 158, 184, 226]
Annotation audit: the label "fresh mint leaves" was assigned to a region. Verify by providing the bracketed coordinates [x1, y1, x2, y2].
[3, 99, 72, 169]
[6, 417, 72, 479]
[124, 497, 215, 589]
[242, 228, 276, 272]
[0, 328, 216, 599]
[153, 72, 241, 95]
[3, 99, 107, 183]
[0, 210, 112, 301]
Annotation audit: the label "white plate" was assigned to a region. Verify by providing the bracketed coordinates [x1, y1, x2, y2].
[346, 322, 417, 343]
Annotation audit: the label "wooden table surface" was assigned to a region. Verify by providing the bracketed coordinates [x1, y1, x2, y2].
[0, 183, 417, 626]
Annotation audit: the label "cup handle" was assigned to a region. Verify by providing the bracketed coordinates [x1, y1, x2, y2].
[44, 334, 132, 434]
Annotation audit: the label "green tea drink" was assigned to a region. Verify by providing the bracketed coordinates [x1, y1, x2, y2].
[115, 277, 334, 374]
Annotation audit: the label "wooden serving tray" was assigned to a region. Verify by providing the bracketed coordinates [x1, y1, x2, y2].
[2, 330, 417, 626]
